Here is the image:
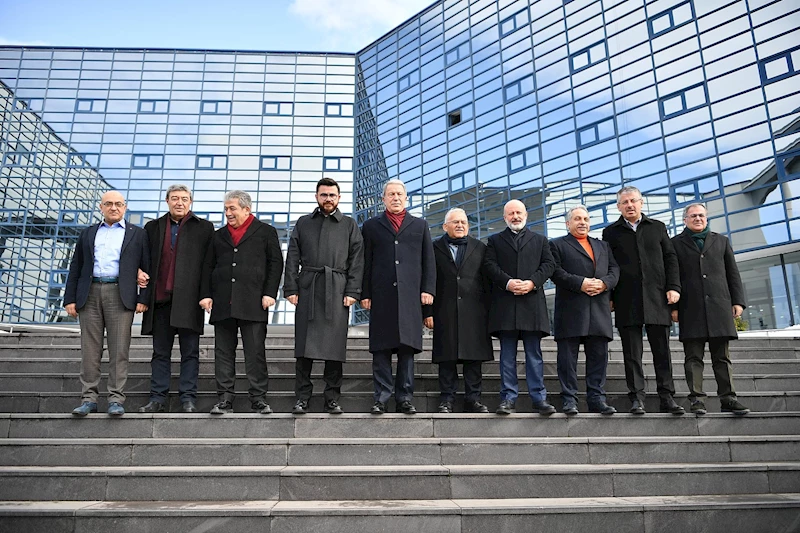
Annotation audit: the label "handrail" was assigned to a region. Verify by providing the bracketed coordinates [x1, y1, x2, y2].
[0, 323, 80, 334]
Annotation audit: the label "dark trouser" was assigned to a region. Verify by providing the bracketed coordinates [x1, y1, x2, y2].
[497, 330, 546, 403]
[557, 336, 609, 407]
[619, 324, 676, 403]
[372, 345, 415, 404]
[682, 338, 736, 401]
[438, 360, 483, 404]
[78, 282, 135, 404]
[295, 357, 343, 403]
[214, 318, 269, 402]
[149, 302, 200, 405]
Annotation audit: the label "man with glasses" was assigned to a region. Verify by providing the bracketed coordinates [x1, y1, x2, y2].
[602, 186, 684, 415]
[65, 191, 150, 416]
[137, 185, 215, 414]
[283, 178, 364, 414]
[671, 203, 750, 415]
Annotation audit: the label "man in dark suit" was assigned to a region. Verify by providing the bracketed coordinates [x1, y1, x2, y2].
[485, 199, 556, 415]
[200, 190, 283, 415]
[423, 208, 492, 414]
[137, 185, 215, 414]
[65, 191, 150, 416]
[602, 186, 684, 415]
[550, 205, 619, 415]
[671, 203, 749, 415]
[361, 179, 435, 415]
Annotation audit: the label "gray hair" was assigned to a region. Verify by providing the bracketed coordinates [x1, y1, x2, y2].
[616, 186, 642, 202]
[444, 207, 467, 224]
[224, 190, 252, 209]
[382, 178, 407, 196]
[682, 203, 706, 219]
[565, 204, 589, 221]
[165, 184, 192, 201]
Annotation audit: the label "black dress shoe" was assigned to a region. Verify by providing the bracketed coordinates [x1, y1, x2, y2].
[324, 400, 343, 414]
[721, 398, 750, 415]
[138, 401, 165, 414]
[370, 401, 386, 415]
[495, 400, 515, 415]
[210, 400, 233, 415]
[690, 399, 707, 415]
[181, 401, 197, 413]
[533, 401, 556, 416]
[252, 400, 273, 414]
[562, 401, 579, 415]
[589, 402, 617, 415]
[397, 400, 417, 414]
[292, 399, 309, 415]
[629, 399, 646, 415]
[464, 401, 489, 413]
[660, 397, 685, 415]
[437, 401, 453, 414]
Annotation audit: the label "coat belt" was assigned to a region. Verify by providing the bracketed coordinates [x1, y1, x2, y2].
[303, 266, 347, 321]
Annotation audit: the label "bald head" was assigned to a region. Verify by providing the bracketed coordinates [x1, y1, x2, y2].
[99, 191, 126, 225]
[503, 200, 527, 231]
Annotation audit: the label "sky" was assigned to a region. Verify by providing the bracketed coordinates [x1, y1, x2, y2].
[0, 0, 435, 54]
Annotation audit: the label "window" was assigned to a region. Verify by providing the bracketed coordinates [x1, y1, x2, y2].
[68, 153, 99, 168]
[671, 174, 720, 206]
[659, 83, 708, 119]
[324, 157, 353, 171]
[196, 155, 228, 169]
[447, 105, 473, 128]
[569, 41, 607, 74]
[759, 45, 800, 85]
[75, 99, 106, 113]
[504, 75, 534, 102]
[508, 145, 540, 173]
[398, 70, 419, 92]
[398, 128, 421, 149]
[264, 102, 293, 115]
[325, 103, 353, 116]
[12, 97, 43, 112]
[500, 8, 529, 38]
[2, 151, 35, 167]
[138, 100, 169, 113]
[132, 154, 164, 169]
[648, 1, 694, 38]
[577, 118, 616, 148]
[445, 41, 470, 66]
[200, 100, 232, 114]
[260, 155, 291, 170]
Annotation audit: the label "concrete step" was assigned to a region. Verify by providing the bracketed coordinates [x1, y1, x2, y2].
[2, 494, 800, 533]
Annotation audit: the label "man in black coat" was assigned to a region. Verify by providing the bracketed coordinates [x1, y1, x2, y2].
[602, 186, 684, 415]
[65, 191, 150, 417]
[485, 199, 556, 415]
[550, 205, 619, 415]
[423, 208, 492, 414]
[200, 190, 284, 415]
[671, 203, 750, 415]
[136, 185, 214, 414]
[361, 179, 435, 415]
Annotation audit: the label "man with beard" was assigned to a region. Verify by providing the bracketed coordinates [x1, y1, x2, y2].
[485, 199, 556, 415]
[361, 179, 435, 415]
[283, 177, 364, 414]
[200, 190, 283, 415]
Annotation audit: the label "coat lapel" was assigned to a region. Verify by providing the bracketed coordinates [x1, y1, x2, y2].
[378, 212, 396, 235]
[461, 237, 478, 270]
[516, 229, 534, 250]
[500, 227, 516, 250]
[565, 233, 593, 262]
[86, 223, 101, 263]
[435, 237, 458, 272]
[220, 225, 234, 247]
[120, 222, 135, 254]
[677, 229, 701, 255]
[702, 231, 716, 252]
[395, 212, 414, 236]
[235, 218, 260, 246]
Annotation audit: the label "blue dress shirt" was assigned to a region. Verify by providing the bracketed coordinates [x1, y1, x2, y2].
[93, 219, 126, 277]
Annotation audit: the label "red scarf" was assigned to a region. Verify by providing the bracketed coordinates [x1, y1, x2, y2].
[385, 209, 406, 233]
[227, 214, 255, 245]
[155, 214, 190, 302]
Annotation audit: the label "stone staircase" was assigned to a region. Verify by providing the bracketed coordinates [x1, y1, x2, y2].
[0, 331, 799, 532]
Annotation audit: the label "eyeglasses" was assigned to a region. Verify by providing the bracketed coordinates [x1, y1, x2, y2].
[318, 193, 339, 199]
[446, 220, 468, 226]
[101, 201, 125, 208]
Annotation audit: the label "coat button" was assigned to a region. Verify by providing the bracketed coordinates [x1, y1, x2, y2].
[394, 240, 398, 244]
[458, 296, 462, 300]
[232, 278, 236, 282]
[702, 274, 706, 278]
[234, 248, 238, 252]
[700, 254, 704, 258]
[232, 263, 236, 266]
[457, 276, 461, 280]
[393, 282, 397, 286]
[395, 260, 399, 264]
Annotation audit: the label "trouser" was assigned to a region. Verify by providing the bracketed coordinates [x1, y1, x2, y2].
[78, 282, 134, 404]
[556, 336, 609, 407]
[438, 360, 483, 403]
[682, 338, 737, 401]
[497, 330, 546, 403]
[295, 357, 343, 403]
[149, 302, 200, 404]
[618, 324, 676, 403]
[214, 318, 269, 402]
[372, 345, 415, 404]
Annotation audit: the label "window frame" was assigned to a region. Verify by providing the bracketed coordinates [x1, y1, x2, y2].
[138, 99, 169, 114]
[264, 101, 294, 116]
[503, 74, 534, 103]
[196, 154, 228, 170]
[576, 117, 616, 149]
[323, 156, 353, 172]
[260, 155, 292, 171]
[200, 100, 232, 115]
[658, 82, 708, 120]
[507, 145, 541, 174]
[759, 44, 800, 86]
[74, 99, 106, 113]
[647, 0, 695, 39]
[499, 8, 529, 38]
[569, 40, 608, 74]
[131, 154, 164, 169]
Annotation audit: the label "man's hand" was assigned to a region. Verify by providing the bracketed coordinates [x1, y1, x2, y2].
[666, 290, 680, 305]
[581, 278, 605, 296]
[262, 296, 276, 310]
[733, 304, 743, 318]
[424, 317, 433, 329]
[199, 298, 213, 312]
[286, 295, 298, 306]
[511, 280, 534, 295]
[137, 269, 150, 288]
[506, 279, 522, 293]
[421, 292, 433, 305]
[135, 303, 148, 314]
[671, 310, 679, 323]
[65, 303, 78, 318]
[343, 296, 356, 307]
[360, 298, 371, 310]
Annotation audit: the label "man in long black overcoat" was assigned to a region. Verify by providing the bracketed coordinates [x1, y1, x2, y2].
[602, 186, 684, 415]
[360, 179, 435, 415]
[423, 208, 492, 414]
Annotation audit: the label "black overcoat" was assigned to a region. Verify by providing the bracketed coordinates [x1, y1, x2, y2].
[549, 234, 619, 341]
[201, 218, 284, 324]
[484, 228, 555, 337]
[361, 212, 436, 354]
[423, 236, 493, 363]
[283, 208, 364, 362]
[672, 230, 745, 341]
[141, 213, 215, 335]
[602, 214, 681, 327]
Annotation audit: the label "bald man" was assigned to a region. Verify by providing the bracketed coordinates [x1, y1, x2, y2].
[65, 191, 151, 416]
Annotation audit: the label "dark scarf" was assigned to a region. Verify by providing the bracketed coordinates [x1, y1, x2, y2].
[227, 214, 255, 246]
[444, 234, 468, 267]
[689, 224, 710, 251]
[385, 209, 406, 233]
[156, 214, 190, 303]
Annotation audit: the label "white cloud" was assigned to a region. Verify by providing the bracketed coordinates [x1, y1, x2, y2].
[289, 0, 434, 52]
